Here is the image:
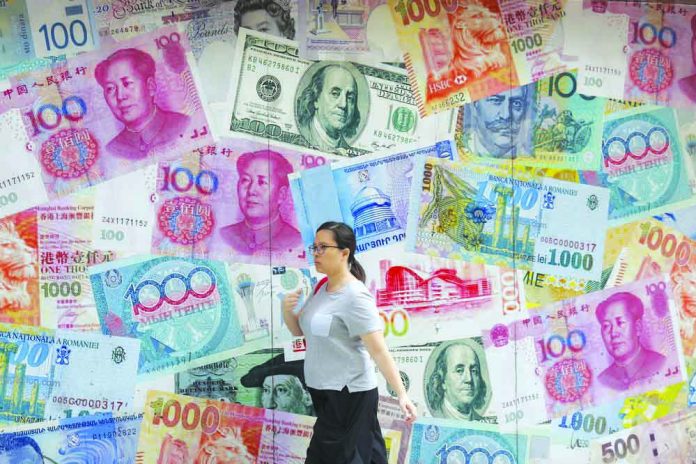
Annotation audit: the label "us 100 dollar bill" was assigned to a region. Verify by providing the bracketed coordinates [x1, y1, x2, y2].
[225, 28, 455, 158]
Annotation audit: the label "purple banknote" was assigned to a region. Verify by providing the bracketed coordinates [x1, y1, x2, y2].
[0, 26, 211, 200]
[151, 138, 333, 267]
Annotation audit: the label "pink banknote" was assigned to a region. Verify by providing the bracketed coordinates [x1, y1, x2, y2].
[586, 1, 696, 107]
[482, 276, 685, 425]
[0, 26, 211, 200]
[151, 138, 332, 267]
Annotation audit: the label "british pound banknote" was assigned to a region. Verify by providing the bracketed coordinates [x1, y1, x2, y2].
[225, 28, 456, 157]
[89, 255, 244, 376]
[482, 276, 685, 426]
[457, 71, 605, 171]
[137, 390, 265, 463]
[389, 0, 569, 116]
[406, 156, 610, 280]
[289, 139, 456, 257]
[0, 323, 140, 426]
[0, 26, 212, 201]
[0, 413, 142, 461]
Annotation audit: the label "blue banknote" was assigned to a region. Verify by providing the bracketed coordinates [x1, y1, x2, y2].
[89, 255, 244, 376]
[0, 413, 142, 462]
[289, 140, 457, 259]
[0, 324, 139, 427]
[409, 417, 550, 464]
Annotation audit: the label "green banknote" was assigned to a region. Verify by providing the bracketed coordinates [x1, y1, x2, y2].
[225, 28, 456, 158]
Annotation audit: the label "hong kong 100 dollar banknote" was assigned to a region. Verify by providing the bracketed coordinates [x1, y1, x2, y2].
[405, 156, 610, 281]
[0, 26, 212, 205]
[224, 28, 456, 158]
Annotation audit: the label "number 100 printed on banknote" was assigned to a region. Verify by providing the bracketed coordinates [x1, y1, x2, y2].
[406, 156, 609, 280]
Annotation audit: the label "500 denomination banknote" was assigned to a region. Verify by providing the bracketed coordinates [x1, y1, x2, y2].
[0, 26, 212, 203]
[225, 28, 456, 158]
[482, 276, 685, 426]
[89, 255, 244, 377]
[406, 156, 610, 280]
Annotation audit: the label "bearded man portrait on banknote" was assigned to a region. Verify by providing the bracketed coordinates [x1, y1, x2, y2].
[95, 48, 191, 159]
[596, 292, 667, 391]
[296, 63, 367, 156]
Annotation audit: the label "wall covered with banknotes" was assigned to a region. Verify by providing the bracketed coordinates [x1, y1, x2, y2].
[1, 0, 696, 461]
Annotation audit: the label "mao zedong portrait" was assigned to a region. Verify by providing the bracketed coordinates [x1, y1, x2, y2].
[296, 64, 364, 156]
[95, 48, 190, 159]
[240, 354, 315, 416]
[425, 340, 492, 422]
[219, 149, 302, 254]
[596, 292, 666, 391]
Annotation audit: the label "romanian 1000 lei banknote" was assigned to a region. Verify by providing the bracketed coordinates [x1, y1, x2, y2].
[581, 1, 696, 108]
[89, 255, 244, 377]
[225, 28, 456, 158]
[457, 71, 605, 171]
[0, 26, 212, 203]
[0, 413, 142, 462]
[289, 140, 456, 258]
[405, 156, 610, 280]
[0, 323, 140, 427]
[388, 0, 569, 116]
[482, 276, 685, 426]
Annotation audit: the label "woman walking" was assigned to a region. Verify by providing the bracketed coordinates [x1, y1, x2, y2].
[282, 221, 417, 464]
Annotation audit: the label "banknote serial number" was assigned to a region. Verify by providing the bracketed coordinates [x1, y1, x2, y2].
[101, 216, 148, 227]
[247, 56, 301, 74]
[0, 172, 35, 189]
[539, 236, 597, 252]
[393, 356, 423, 364]
[92, 427, 138, 440]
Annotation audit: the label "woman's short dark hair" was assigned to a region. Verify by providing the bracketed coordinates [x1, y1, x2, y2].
[233, 0, 296, 39]
[316, 221, 365, 282]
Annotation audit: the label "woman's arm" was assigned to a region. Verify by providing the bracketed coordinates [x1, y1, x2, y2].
[361, 330, 417, 422]
[282, 289, 304, 337]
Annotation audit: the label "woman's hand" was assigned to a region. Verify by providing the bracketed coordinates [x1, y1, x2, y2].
[398, 394, 417, 423]
[282, 288, 303, 314]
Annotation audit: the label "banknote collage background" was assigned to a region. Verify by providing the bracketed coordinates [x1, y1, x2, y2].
[1, 0, 696, 462]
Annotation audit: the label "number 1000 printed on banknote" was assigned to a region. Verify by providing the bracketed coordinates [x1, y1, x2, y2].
[389, 0, 569, 116]
[406, 156, 609, 280]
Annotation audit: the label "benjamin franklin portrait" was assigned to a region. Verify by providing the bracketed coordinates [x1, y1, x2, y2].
[424, 338, 494, 422]
[295, 61, 369, 157]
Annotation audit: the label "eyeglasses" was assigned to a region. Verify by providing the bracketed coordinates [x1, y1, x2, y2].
[308, 244, 342, 255]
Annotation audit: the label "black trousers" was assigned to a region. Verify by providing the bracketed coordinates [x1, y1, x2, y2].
[305, 387, 388, 464]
